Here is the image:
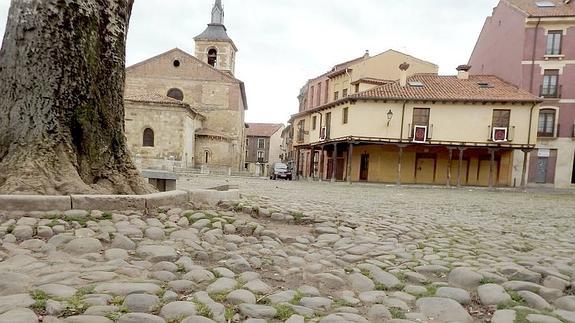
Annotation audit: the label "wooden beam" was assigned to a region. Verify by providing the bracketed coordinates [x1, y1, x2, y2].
[319, 146, 324, 182]
[347, 142, 354, 183]
[309, 148, 315, 179]
[447, 148, 453, 187]
[331, 144, 337, 182]
[457, 147, 464, 187]
[489, 148, 495, 188]
[521, 149, 531, 188]
[397, 145, 404, 185]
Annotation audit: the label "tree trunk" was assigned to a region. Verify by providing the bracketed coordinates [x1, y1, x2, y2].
[0, 0, 154, 195]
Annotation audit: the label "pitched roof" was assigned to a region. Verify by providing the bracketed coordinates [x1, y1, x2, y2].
[126, 48, 248, 110]
[351, 77, 394, 86]
[125, 92, 189, 106]
[246, 123, 284, 137]
[504, 0, 575, 17]
[194, 24, 238, 51]
[350, 74, 542, 103]
[125, 92, 206, 119]
[195, 128, 231, 140]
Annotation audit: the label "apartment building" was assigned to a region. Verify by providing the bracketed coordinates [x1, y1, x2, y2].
[469, 0, 575, 187]
[245, 123, 284, 176]
[293, 50, 438, 178]
[291, 64, 542, 187]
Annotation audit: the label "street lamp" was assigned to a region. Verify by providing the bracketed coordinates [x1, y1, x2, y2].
[387, 109, 394, 126]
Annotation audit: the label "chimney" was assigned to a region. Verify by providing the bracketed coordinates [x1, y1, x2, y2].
[457, 65, 471, 80]
[399, 62, 410, 87]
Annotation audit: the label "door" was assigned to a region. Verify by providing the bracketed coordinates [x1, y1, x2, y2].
[336, 157, 345, 180]
[415, 155, 436, 184]
[326, 159, 333, 180]
[477, 158, 500, 186]
[360, 154, 369, 181]
[536, 157, 549, 184]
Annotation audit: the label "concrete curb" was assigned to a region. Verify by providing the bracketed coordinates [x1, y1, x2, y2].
[71, 195, 147, 211]
[145, 190, 191, 209]
[0, 195, 72, 212]
[0, 188, 240, 212]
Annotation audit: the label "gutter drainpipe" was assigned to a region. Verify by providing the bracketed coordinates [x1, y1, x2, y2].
[400, 101, 407, 141]
[529, 18, 541, 93]
[528, 103, 537, 145]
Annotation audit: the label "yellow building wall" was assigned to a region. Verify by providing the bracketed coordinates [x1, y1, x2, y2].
[327, 50, 438, 104]
[293, 101, 538, 147]
[351, 50, 438, 84]
[345, 145, 514, 186]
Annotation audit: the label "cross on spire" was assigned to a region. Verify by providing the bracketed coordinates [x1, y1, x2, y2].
[211, 0, 224, 25]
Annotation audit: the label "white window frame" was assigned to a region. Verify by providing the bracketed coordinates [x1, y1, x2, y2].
[257, 150, 265, 161]
[492, 127, 508, 142]
[412, 125, 428, 143]
[257, 138, 265, 149]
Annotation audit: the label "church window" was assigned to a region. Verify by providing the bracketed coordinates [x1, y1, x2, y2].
[208, 48, 218, 67]
[173, 60, 181, 68]
[167, 88, 184, 101]
[143, 128, 155, 147]
[204, 150, 211, 163]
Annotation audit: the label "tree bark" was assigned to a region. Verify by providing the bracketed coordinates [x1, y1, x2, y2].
[0, 0, 154, 195]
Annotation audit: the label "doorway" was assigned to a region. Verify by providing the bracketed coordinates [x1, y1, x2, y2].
[477, 156, 501, 186]
[326, 157, 345, 180]
[536, 157, 549, 184]
[360, 154, 369, 181]
[415, 154, 436, 184]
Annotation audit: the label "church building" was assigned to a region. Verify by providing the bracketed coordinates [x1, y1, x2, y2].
[124, 0, 247, 176]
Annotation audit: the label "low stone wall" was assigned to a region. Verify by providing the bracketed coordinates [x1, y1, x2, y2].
[0, 188, 240, 212]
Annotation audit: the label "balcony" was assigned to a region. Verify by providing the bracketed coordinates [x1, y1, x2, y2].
[540, 85, 561, 99]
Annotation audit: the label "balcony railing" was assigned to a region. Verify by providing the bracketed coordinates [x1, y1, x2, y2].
[540, 85, 562, 99]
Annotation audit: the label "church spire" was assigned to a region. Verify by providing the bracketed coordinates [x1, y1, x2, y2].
[211, 0, 224, 25]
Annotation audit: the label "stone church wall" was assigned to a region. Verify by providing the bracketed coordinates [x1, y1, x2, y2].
[125, 101, 200, 170]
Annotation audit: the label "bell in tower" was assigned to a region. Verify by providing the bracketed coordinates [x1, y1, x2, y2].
[194, 0, 238, 76]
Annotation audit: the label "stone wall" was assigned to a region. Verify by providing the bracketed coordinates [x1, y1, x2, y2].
[126, 49, 246, 171]
[195, 40, 236, 75]
[125, 101, 202, 169]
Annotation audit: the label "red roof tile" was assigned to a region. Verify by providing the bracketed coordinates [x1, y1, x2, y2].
[246, 123, 284, 137]
[351, 77, 394, 86]
[125, 92, 189, 106]
[504, 0, 575, 17]
[350, 74, 541, 103]
[195, 128, 231, 140]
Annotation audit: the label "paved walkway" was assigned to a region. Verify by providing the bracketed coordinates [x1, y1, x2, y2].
[0, 175, 572, 322]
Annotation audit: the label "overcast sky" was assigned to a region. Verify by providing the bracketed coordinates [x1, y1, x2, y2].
[0, 0, 500, 124]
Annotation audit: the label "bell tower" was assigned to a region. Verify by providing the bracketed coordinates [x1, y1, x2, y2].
[194, 0, 237, 75]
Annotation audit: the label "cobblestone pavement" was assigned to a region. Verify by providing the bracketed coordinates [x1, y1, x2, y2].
[0, 176, 574, 323]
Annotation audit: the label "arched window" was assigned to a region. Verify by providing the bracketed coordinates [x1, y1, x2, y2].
[167, 88, 184, 101]
[204, 150, 210, 164]
[143, 128, 154, 147]
[208, 48, 218, 67]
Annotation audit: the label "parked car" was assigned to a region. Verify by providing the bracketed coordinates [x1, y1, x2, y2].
[270, 163, 292, 180]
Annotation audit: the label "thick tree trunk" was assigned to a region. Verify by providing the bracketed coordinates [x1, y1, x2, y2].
[0, 0, 154, 195]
